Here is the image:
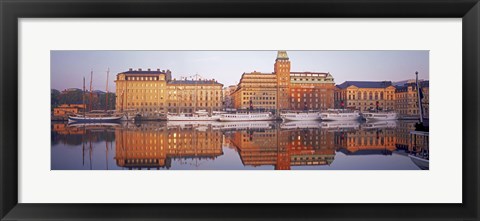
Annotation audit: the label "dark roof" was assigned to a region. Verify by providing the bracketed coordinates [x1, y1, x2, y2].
[121, 70, 168, 75]
[336, 81, 393, 89]
[168, 80, 223, 86]
[395, 80, 429, 92]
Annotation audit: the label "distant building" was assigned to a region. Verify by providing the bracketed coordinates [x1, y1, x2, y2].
[115, 68, 224, 115]
[231, 51, 335, 111]
[289, 72, 335, 110]
[223, 85, 238, 110]
[334, 81, 396, 111]
[115, 68, 171, 115]
[395, 81, 429, 118]
[53, 104, 86, 117]
[231, 71, 278, 110]
[166, 80, 223, 114]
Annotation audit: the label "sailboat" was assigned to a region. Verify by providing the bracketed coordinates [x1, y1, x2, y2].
[408, 71, 429, 170]
[68, 69, 124, 123]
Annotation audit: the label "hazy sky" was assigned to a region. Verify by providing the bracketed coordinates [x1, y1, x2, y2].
[51, 51, 429, 91]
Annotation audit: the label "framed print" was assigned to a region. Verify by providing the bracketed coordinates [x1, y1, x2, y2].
[1, 0, 479, 220]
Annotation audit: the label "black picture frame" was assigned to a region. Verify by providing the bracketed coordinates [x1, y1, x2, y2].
[1, 0, 479, 220]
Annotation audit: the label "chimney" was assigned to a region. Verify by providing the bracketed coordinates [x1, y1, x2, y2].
[129, 68, 133, 71]
[157, 68, 160, 71]
[138, 68, 142, 71]
[148, 68, 151, 71]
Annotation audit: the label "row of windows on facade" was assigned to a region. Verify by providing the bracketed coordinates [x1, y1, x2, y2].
[125, 76, 161, 81]
[346, 102, 395, 106]
[292, 98, 330, 103]
[336, 94, 395, 100]
[168, 91, 221, 95]
[243, 96, 275, 100]
[291, 93, 329, 98]
[126, 102, 221, 107]
[292, 78, 332, 82]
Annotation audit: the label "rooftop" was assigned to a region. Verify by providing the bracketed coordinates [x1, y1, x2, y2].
[336, 81, 393, 89]
[168, 80, 223, 86]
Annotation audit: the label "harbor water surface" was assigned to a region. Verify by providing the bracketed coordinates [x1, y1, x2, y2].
[51, 120, 428, 170]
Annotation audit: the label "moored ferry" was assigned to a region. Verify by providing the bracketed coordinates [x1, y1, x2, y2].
[362, 112, 398, 121]
[280, 121, 322, 129]
[167, 110, 221, 121]
[280, 111, 321, 121]
[363, 120, 397, 129]
[320, 109, 360, 121]
[219, 121, 273, 130]
[219, 112, 275, 122]
[320, 120, 360, 130]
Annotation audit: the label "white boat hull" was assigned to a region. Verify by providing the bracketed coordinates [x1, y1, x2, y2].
[409, 154, 429, 170]
[219, 121, 273, 130]
[320, 112, 360, 121]
[281, 121, 322, 129]
[362, 112, 397, 121]
[167, 115, 221, 121]
[321, 121, 360, 130]
[219, 113, 275, 122]
[280, 112, 321, 121]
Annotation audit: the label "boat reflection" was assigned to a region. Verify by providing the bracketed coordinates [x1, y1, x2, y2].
[51, 120, 429, 170]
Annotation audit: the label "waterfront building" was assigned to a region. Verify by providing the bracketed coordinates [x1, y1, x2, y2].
[395, 81, 429, 119]
[115, 68, 224, 115]
[166, 80, 223, 114]
[115, 68, 171, 115]
[53, 104, 86, 117]
[223, 85, 238, 110]
[289, 72, 335, 110]
[275, 51, 291, 110]
[231, 51, 335, 111]
[334, 81, 396, 111]
[231, 71, 278, 110]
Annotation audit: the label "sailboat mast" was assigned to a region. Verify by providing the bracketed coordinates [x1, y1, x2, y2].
[89, 70, 93, 112]
[105, 68, 109, 112]
[83, 77, 86, 119]
[415, 71, 424, 123]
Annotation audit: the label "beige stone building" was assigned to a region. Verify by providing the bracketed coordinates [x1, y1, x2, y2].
[231, 71, 278, 110]
[334, 81, 396, 111]
[115, 68, 171, 115]
[115, 68, 223, 115]
[166, 80, 223, 114]
[395, 81, 429, 118]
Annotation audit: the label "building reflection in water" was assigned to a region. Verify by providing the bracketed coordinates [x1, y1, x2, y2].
[51, 120, 429, 170]
[115, 122, 223, 169]
[227, 127, 335, 170]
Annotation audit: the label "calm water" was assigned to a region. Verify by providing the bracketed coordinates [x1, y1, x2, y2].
[51, 120, 428, 170]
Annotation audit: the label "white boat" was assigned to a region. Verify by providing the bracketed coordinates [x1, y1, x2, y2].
[280, 121, 322, 129]
[280, 111, 321, 121]
[167, 110, 221, 121]
[219, 112, 276, 122]
[408, 154, 429, 170]
[363, 120, 397, 129]
[219, 121, 273, 130]
[320, 109, 360, 121]
[321, 120, 360, 130]
[362, 112, 398, 121]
